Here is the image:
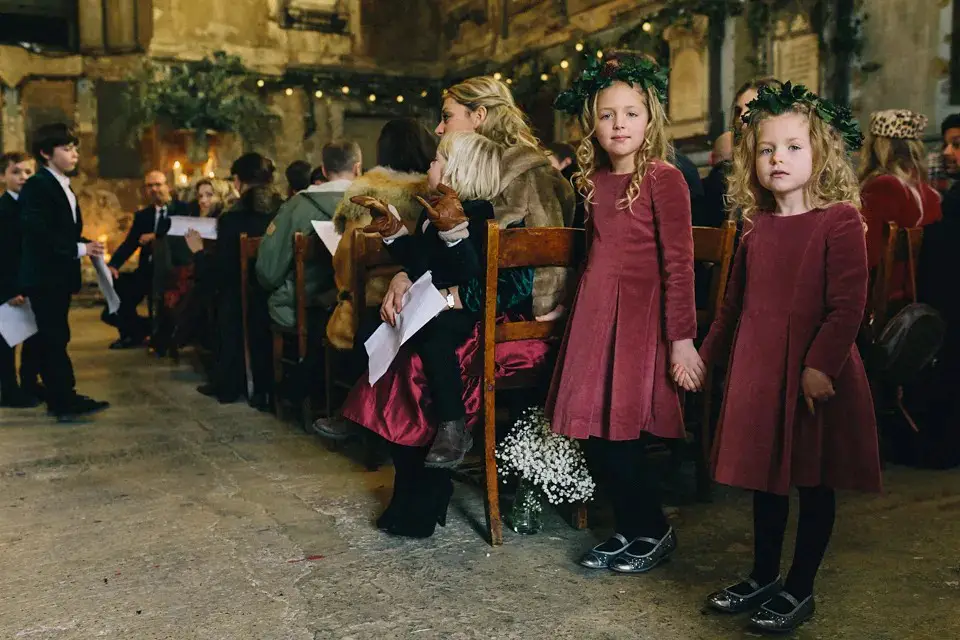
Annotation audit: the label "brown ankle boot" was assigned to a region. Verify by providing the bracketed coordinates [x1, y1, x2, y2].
[424, 418, 472, 469]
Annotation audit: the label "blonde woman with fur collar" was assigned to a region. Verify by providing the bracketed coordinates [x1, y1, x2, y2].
[326, 119, 438, 350]
[435, 76, 576, 319]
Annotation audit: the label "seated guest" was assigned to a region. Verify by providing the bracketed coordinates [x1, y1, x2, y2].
[312, 119, 436, 439]
[192, 178, 223, 218]
[285, 160, 312, 198]
[915, 114, 960, 469]
[326, 118, 437, 350]
[701, 131, 733, 228]
[19, 123, 109, 421]
[342, 132, 534, 538]
[185, 153, 281, 405]
[860, 109, 942, 309]
[162, 179, 223, 359]
[0, 151, 41, 407]
[309, 165, 327, 186]
[106, 170, 188, 350]
[151, 179, 222, 356]
[257, 141, 360, 328]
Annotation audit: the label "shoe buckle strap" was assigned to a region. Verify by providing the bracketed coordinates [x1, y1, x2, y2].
[761, 592, 810, 616]
[622, 528, 673, 559]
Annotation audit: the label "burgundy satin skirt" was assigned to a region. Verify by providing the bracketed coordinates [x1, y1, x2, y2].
[341, 317, 554, 447]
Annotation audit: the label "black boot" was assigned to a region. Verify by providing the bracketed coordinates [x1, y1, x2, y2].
[386, 467, 453, 539]
[379, 444, 424, 531]
[424, 418, 472, 469]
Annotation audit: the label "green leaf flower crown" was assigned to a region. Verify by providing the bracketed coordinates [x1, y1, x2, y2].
[554, 53, 668, 116]
[743, 81, 864, 151]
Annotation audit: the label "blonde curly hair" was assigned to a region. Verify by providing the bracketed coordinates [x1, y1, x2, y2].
[442, 76, 540, 150]
[728, 103, 861, 225]
[573, 81, 671, 210]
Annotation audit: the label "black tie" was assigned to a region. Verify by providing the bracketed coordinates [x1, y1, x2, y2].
[157, 206, 167, 231]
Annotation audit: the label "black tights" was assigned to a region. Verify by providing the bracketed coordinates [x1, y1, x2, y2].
[751, 486, 836, 600]
[583, 437, 668, 544]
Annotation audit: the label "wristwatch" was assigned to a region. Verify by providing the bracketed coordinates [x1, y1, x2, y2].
[443, 288, 455, 310]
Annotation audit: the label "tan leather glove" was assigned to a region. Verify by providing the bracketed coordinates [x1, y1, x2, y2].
[352, 196, 405, 237]
[415, 184, 468, 232]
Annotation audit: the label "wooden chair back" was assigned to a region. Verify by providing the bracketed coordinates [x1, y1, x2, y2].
[693, 220, 738, 330]
[481, 221, 585, 546]
[293, 231, 323, 357]
[239, 233, 263, 397]
[690, 221, 737, 497]
[869, 223, 924, 336]
[349, 229, 401, 336]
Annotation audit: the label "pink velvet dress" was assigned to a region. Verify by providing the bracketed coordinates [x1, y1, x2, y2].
[700, 205, 882, 495]
[546, 162, 697, 441]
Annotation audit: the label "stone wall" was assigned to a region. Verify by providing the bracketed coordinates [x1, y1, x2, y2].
[857, 0, 949, 140]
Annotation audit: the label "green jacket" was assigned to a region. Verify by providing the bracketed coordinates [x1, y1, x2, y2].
[256, 184, 348, 326]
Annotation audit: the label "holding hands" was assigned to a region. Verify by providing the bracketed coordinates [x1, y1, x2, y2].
[670, 339, 706, 392]
[352, 196, 405, 238]
[415, 184, 468, 232]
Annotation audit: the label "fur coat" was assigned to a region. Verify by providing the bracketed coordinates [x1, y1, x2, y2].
[327, 167, 431, 349]
[493, 145, 576, 316]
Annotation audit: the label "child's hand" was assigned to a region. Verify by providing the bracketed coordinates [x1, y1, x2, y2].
[670, 339, 705, 392]
[800, 367, 835, 415]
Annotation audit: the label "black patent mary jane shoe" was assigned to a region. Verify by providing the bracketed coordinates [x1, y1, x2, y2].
[748, 592, 815, 634]
[578, 533, 631, 569]
[706, 576, 782, 614]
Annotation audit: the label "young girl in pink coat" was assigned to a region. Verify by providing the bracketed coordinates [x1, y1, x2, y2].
[547, 52, 703, 575]
[691, 83, 882, 634]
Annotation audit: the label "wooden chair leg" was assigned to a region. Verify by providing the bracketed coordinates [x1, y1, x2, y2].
[571, 503, 588, 530]
[301, 396, 313, 433]
[484, 401, 503, 547]
[272, 331, 284, 418]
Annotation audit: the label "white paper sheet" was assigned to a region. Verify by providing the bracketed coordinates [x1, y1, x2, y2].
[310, 220, 343, 255]
[0, 299, 38, 347]
[364, 271, 448, 385]
[91, 256, 121, 314]
[166, 215, 218, 240]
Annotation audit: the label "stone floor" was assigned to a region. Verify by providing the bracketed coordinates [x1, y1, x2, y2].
[1, 307, 959, 640]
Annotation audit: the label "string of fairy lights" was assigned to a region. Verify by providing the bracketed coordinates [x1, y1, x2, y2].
[245, 1, 766, 110]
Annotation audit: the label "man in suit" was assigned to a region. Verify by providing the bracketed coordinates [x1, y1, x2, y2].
[0, 151, 42, 407]
[105, 170, 186, 349]
[19, 123, 110, 421]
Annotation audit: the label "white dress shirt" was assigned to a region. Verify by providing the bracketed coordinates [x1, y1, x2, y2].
[45, 165, 85, 258]
[7, 190, 18, 201]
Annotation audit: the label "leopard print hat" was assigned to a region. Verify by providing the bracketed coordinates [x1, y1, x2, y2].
[869, 109, 928, 140]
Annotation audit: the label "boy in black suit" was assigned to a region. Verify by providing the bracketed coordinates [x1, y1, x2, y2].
[19, 123, 110, 421]
[105, 169, 187, 349]
[0, 151, 42, 407]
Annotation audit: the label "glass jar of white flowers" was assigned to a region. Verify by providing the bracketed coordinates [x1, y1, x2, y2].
[496, 407, 596, 534]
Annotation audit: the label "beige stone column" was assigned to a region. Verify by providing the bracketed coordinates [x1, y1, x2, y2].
[1, 86, 26, 154]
